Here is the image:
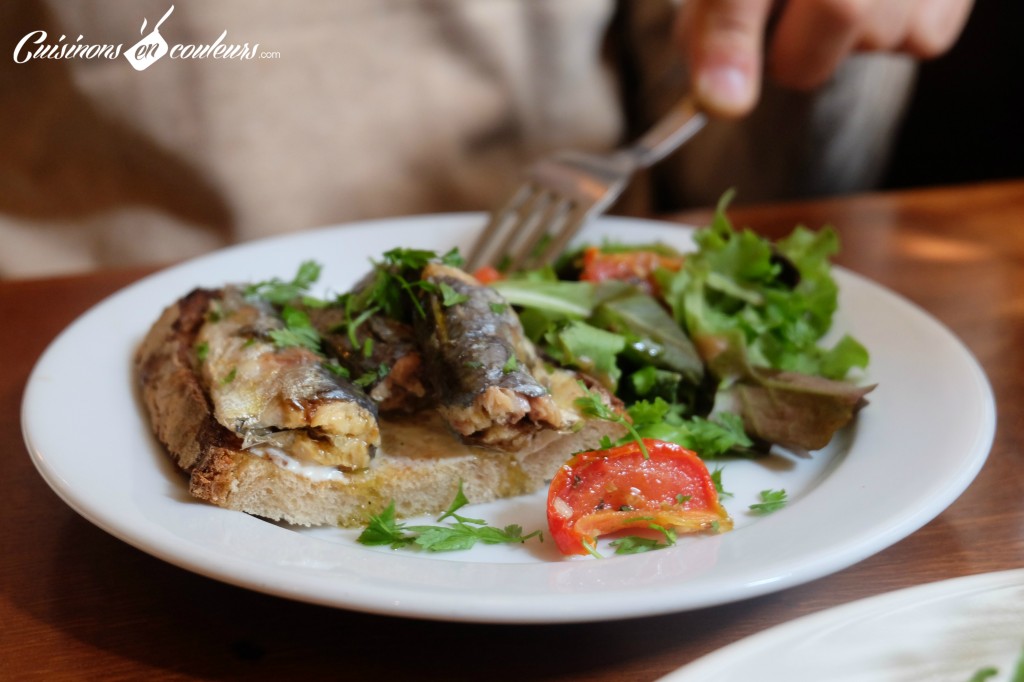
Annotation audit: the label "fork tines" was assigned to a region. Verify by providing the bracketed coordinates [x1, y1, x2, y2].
[465, 151, 629, 273]
[466, 184, 584, 274]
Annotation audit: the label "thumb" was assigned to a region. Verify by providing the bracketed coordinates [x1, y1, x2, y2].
[677, 0, 772, 118]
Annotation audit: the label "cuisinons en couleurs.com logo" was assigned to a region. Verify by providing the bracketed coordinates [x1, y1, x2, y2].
[12, 5, 269, 70]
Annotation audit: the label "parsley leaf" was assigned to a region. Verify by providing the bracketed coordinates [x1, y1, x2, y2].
[355, 481, 543, 552]
[267, 305, 322, 353]
[711, 467, 731, 498]
[356, 502, 416, 549]
[749, 489, 788, 515]
[624, 398, 752, 458]
[435, 482, 474, 522]
[342, 247, 448, 326]
[501, 354, 519, 374]
[323, 360, 350, 378]
[439, 281, 469, 307]
[406, 522, 539, 552]
[353, 363, 389, 388]
[610, 523, 677, 555]
[574, 384, 649, 459]
[245, 260, 322, 306]
[440, 247, 465, 268]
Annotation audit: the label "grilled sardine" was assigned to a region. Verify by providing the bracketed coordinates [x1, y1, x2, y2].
[197, 287, 380, 471]
[414, 263, 573, 450]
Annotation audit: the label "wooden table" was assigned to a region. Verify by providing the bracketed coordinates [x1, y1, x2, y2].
[3, 180, 1022, 680]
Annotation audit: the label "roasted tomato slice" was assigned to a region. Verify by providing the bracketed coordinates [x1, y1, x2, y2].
[577, 246, 683, 295]
[547, 439, 732, 555]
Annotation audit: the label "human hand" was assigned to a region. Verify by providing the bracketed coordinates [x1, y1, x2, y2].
[677, 0, 974, 118]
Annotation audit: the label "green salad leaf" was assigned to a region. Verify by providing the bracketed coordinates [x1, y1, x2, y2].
[480, 190, 872, 458]
[659, 191, 869, 382]
[490, 279, 597, 317]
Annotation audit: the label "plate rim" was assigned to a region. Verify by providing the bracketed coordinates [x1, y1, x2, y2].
[657, 568, 1024, 681]
[21, 212, 997, 623]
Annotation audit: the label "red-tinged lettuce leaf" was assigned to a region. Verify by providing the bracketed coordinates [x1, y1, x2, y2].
[692, 329, 751, 381]
[733, 368, 876, 452]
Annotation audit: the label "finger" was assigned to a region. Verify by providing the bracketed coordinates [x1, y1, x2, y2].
[768, 0, 872, 90]
[856, 0, 916, 51]
[679, 0, 773, 118]
[903, 0, 974, 57]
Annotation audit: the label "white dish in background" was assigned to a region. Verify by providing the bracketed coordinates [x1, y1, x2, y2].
[659, 569, 1024, 682]
[22, 214, 995, 623]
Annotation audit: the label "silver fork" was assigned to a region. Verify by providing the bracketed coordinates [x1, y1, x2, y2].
[464, 95, 706, 273]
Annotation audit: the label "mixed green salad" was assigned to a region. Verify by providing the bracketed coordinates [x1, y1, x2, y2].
[487, 192, 874, 458]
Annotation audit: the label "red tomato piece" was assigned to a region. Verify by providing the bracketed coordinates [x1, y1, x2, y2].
[472, 265, 503, 285]
[577, 246, 683, 295]
[546, 439, 732, 555]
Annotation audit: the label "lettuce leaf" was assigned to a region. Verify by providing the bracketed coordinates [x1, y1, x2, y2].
[659, 191, 869, 381]
[733, 369, 876, 451]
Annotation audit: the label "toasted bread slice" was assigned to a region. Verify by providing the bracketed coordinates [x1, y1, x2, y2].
[135, 289, 624, 527]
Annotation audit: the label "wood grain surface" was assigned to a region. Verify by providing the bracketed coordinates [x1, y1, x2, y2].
[2, 181, 1021, 681]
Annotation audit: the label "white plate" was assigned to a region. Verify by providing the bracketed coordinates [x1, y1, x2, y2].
[22, 214, 995, 623]
[660, 569, 1024, 681]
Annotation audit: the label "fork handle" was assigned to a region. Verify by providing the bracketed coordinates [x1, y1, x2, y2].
[627, 96, 707, 169]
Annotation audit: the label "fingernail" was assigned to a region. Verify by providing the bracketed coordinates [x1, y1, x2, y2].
[696, 64, 752, 117]
[913, 0, 960, 56]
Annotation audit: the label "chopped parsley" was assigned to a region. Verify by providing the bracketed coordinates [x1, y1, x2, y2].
[241, 261, 328, 356]
[323, 360, 350, 378]
[439, 281, 469, 307]
[331, 247, 464, 346]
[267, 304, 322, 353]
[749, 489, 788, 515]
[968, 645, 1024, 682]
[624, 398, 753, 459]
[356, 481, 543, 552]
[501, 354, 519, 374]
[609, 522, 677, 555]
[353, 363, 389, 388]
[245, 260, 322, 306]
[574, 384, 649, 459]
[195, 341, 209, 362]
[358, 247, 437, 320]
[711, 467, 731, 498]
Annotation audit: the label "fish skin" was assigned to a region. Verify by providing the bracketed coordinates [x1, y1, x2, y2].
[414, 263, 568, 450]
[197, 287, 380, 471]
[309, 306, 430, 414]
